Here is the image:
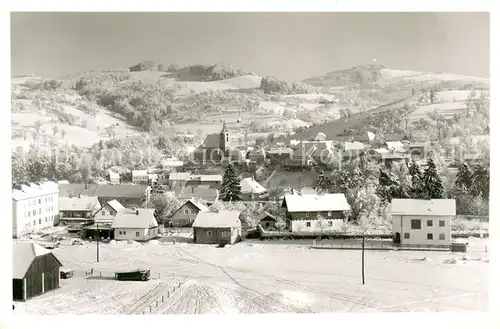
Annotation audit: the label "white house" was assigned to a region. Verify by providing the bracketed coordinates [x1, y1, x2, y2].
[93, 199, 125, 224]
[132, 170, 149, 184]
[240, 177, 268, 201]
[12, 182, 60, 238]
[109, 171, 120, 184]
[112, 208, 159, 241]
[59, 196, 101, 225]
[391, 199, 456, 247]
[282, 193, 351, 233]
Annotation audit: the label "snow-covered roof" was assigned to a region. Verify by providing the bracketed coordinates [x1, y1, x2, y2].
[12, 182, 59, 201]
[199, 175, 222, 182]
[284, 193, 351, 212]
[132, 170, 148, 177]
[344, 141, 365, 151]
[169, 172, 191, 181]
[192, 211, 242, 228]
[240, 177, 267, 194]
[385, 141, 404, 151]
[106, 199, 125, 212]
[111, 208, 158, 229]
[108, 171, 120, 178]
[391, 199, 456, 216]
[162, 160, 184, 167]
[57, 180, 70, 185]
[59, 196, 101, 211]
[182, 199, 210, 212]
[13, 242, 61, 279]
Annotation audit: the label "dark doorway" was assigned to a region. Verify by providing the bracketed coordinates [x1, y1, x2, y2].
[394, 232, 401, 245]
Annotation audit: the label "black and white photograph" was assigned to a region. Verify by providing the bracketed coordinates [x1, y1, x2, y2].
[5, 8, 493, 320]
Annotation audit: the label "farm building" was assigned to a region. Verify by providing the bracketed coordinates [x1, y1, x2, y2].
[170, 199, 210, 227]
[112, 208, 160, 242]
[192, 211, 242, 245]
[58, 183, 151, 209]
[58, 195, 101, 226]
[177, 186, 219, 206]
[391, 199, 456, 248]
[256, 212, 277, 230]
[240, 177, 268, 201]
[109, 171, 120, 184]
[132, 170, 148, 184]
[187, 174, 223, 189]
[282, 193, 350, 233]
[93, 199, 125, 224]
[13, 242, 62, 301]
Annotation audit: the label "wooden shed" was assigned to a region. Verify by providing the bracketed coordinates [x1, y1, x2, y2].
[192, 211, 242, 245]
[13, 242, 63, 301]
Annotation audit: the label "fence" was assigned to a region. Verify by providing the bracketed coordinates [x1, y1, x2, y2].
[311, 240, 451, 252]
[82, 268, 188, 315]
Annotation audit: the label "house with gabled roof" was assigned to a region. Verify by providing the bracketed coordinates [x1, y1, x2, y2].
[112, 208, 159, 241]
[13, 242, 63, 301]
[187, 174, 222, 189]
[391, 199, 456, 247]
[255, 212, 278, 230]
[58, 195, 101, 225]
[170, 198, 210, 227]
[240, 177, 268, 201]
[282, 193, 350, 232]
[93, 199, 125, 224]
[58, 183, 151, 209]
[192, 210, 242, 245]
[132, 170, 149, 184]
[177, 185, 219, 206]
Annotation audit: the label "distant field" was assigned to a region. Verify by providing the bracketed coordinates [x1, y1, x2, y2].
[410, 102, 468, 121]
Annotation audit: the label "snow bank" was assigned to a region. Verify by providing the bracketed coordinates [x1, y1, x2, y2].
[148, 240, 161, 245]
[109, 240, 117, 244]
[281, 290, 314, 307]
[126, 240, 141, 245]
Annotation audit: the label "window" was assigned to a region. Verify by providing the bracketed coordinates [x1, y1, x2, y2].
[410, 219, 421, 230]
[39, 218, 41, 224]
[32, 210, 36, 216]
[110, 211, 115, 216]
[439, 234, 445, 240]
[328, 211, 332, 217]
[39, 209, 41, 214]
[404, 232, 410, 239]
[439, 220, 445, 227]
[306, 222, 311, 227]
[39, 199, 41, 204]
[328, 221, 333, 227]
[206, 230, 213, 237]
[184, 209, 189, 214]
[33, 220, 36, 226]
[427, 220, 433, 227]
[28, 212, 30, 217]
[427, 233, 433, 240]
[221, 231, 229, 237]
[191, 210, 196, 214]
[102, 211, 106, 216]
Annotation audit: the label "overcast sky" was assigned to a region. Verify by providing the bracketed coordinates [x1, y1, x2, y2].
[11, 12, 490, 80]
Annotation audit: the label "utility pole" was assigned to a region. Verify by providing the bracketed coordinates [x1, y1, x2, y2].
[96, 221, 100, 263]
[361, 233, 365, 285]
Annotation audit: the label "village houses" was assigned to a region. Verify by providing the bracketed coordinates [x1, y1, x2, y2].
[132, 170, 149, 184]
[192, 210, 242, 245]
[240, 177, 268, 201]
[282, 193, 351, 233]
[112, 208, 160, 242]
[170, 199, 210, 227]
[108, 171, 120, 184]
[12, 182, 60, 238]
[391, 198, 456, 248]
[58, 195, 101, 226]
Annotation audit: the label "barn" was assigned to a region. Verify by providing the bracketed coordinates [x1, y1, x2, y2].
[13, 242, 63, 301]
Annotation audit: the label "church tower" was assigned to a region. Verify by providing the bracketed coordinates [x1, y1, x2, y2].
[220, 121, 229, 152]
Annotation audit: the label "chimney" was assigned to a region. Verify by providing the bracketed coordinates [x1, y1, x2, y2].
[136, 210, 139, 215]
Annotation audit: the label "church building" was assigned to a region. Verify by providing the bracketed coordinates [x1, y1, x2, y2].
[193, 122, 230, 165]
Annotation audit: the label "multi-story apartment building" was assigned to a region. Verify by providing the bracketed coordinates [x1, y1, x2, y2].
[12, 182, 60, 238]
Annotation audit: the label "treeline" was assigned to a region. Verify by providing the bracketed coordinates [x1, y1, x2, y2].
[260, 76, 317, 94]
[187, 64, 255, 82]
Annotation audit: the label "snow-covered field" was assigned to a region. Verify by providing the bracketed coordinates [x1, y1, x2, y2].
[14, 238, 489, 314]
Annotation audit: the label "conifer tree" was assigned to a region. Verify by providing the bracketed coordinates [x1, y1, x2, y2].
[408, 160, 424, 198]
[422, 158, 443, 199]
[455, 163, 472, 192]
[219, 163, 242, 202]
[470, 164, 489, 199]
